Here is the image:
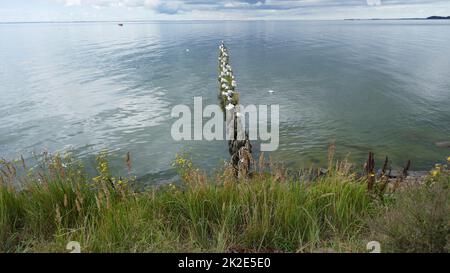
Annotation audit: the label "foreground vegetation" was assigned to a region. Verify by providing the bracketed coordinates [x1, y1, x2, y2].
[0, 152, 449, 253]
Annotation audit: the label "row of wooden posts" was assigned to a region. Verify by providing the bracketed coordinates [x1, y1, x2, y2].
[218, 42, 253, 178]
[365, 152, 412, 191]
[217, 42, 417, 185]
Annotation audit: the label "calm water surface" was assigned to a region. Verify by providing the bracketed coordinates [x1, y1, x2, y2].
[1, 21, 449, 185]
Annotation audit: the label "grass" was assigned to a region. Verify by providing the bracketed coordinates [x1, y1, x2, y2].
[368, 163, 450, 253]
[0, 152, 448, 253]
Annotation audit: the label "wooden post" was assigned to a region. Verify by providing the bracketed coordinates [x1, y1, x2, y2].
[381, 156, 390, 177]
[365, 152, 375, 191]
[218, 42, 253, 178]
[402, 160, 411, 178]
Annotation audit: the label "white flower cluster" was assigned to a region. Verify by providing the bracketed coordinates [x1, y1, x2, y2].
[218, 42, 238, 111]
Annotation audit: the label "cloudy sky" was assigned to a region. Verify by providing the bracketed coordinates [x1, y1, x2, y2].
[1, 0, 450, 22]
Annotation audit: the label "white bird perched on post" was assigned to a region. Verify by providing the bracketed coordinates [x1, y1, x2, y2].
[225, 104, 235, 111]
[218, 42, 253, 179]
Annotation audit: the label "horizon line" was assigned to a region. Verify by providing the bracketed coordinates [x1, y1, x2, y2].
[1, 16, 449, 24]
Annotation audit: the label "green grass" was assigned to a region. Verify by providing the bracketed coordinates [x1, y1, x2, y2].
[368, 165, 450, 253]
[0, 153, 448, 253]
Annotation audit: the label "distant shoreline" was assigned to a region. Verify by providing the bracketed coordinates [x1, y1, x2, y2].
[345, 16, 450, 21]
[1, 16, 450, 24]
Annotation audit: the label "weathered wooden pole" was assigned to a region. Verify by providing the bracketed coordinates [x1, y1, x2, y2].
[365, 152, 375, 191]
[218, 42, 252, 178]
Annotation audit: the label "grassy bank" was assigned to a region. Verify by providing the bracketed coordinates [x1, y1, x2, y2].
[0, 152, 449, 253]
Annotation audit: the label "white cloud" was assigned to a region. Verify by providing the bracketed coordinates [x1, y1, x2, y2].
[60, 0, 160, 8]
[51, 0, 450, 19]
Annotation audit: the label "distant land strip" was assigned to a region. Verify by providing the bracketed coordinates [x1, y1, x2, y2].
[1, 16, 450, 24]
[345, 16, 450, 21]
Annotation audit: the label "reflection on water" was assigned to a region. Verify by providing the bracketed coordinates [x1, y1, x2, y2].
[0, 21, 449, 185]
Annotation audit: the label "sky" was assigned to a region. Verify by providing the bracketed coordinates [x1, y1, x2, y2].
[1, 0, 450, 22]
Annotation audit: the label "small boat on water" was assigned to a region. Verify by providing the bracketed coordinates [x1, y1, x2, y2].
[118, 23, 124, 27]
